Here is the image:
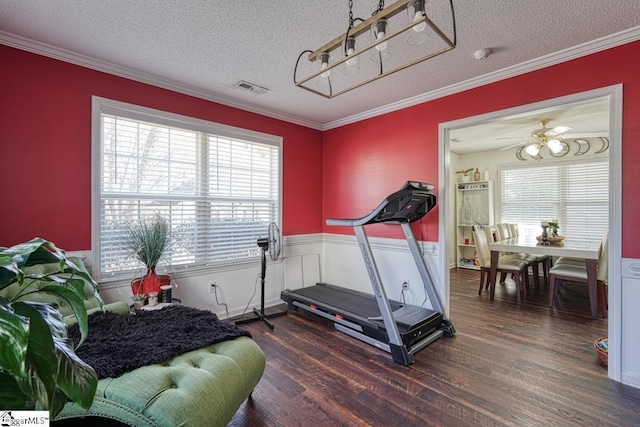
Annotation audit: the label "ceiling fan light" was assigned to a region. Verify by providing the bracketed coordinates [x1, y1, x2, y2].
[525, 144, 540, 156]
[547, 139, 563, 153]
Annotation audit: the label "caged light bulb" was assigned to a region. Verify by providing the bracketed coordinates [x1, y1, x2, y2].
[373, 19, 388, 51]
[375, 32, 387, 51]
[319, 52, 330, 78]
[413, 11, 426, 32]
[345, 37, 357, 66]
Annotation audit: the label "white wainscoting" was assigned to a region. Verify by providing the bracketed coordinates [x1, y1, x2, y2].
[94, 234, 323, 319]
[282, 234, 322, 290]
[322, 233, 441, 310]
[621, 258, 640, 388]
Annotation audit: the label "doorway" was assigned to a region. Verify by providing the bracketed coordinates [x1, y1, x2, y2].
[437, 85, 623, 380]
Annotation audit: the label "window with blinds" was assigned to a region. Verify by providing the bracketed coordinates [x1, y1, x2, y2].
[499, 159, 609, 243]
[93, 98, 281, 280]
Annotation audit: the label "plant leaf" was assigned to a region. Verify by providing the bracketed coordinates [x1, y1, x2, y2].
[0, 239, 63, 290]
[37, 285, 92, 347]
[0, 297, 29, 378]
[12, 302, 61, 409]
[54, 336, 97, 409]
[0, 239, 99, 418]
[0, 371, 33, 410]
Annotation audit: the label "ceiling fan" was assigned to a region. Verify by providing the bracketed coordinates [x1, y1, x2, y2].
[499, 119, 572, 156]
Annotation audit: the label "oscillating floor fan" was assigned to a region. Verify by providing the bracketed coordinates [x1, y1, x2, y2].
[235, 222, 287, 329]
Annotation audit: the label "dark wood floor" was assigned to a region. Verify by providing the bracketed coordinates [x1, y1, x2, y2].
[229, 269, 640, 427]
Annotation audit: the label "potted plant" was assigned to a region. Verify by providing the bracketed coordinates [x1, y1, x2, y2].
[125, 213, 171, 297]
[456, 168, 474, 182]
[131, 293, 146, 310]
[0, 238, 101, 417]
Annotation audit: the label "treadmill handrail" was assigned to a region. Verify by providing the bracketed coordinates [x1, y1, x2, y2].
[326, 181, 435, 227]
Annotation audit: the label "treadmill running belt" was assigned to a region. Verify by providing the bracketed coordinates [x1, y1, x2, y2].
[291, 283, 402, 319]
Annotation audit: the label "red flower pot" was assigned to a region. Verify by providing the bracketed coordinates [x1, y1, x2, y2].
[131, 268, 170, 296]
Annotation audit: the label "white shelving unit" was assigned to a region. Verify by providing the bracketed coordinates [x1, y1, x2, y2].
[456, 180, 494, 270]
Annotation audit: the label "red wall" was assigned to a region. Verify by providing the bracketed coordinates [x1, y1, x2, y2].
[323, 41, 640, 257]
[0, 46, 323, 249]
[3, 41, 640, 257]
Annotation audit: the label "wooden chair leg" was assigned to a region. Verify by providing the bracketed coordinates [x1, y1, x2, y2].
[500, 272, 507, 284]
[551, 278, 563, 303]
[549, 275, 556, 307]
[532, 263, 540, 289]
[478, 268, 486, 295]
[543, 259, 551, 287]
[515, 273, 522, 302]
[597, 280, 608, 318]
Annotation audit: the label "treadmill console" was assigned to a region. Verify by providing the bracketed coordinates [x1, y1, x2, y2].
[369, 181, 436, 224]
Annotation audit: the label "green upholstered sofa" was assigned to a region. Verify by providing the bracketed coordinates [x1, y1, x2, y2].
[1, 258, 266, 427]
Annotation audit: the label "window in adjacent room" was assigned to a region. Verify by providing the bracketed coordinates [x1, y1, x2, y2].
[499, 158, 609, 243]
[92, 97, 282, 281]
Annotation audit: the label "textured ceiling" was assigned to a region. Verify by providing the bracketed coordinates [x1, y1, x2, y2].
[1, 0, 639, 133]
[449, 98, 611, 154]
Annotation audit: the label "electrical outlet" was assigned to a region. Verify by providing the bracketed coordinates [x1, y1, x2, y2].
[209, 282, 217, 293]
[402, 281, 409, 290]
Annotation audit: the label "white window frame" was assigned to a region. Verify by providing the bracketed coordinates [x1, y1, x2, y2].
[497, 157, 609, 243]
[91, 97, 282, 282]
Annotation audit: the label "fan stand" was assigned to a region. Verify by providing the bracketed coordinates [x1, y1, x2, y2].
[235, 243, 287, 329]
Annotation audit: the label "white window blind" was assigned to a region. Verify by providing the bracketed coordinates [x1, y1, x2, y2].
[93, 98, 281, 279]
[499, 159, 608, 243]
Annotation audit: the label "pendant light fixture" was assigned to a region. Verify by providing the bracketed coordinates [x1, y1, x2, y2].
[294, 0, 457, 99]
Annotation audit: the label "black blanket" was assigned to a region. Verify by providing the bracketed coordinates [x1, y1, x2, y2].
[67, 305, 251, 379]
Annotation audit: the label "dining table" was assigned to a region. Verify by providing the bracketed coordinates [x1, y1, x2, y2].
[488, 235, 602, 319]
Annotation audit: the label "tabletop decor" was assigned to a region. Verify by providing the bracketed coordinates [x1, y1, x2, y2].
[539, 221, 550, 245]
[456, 168, 474, 182]
[131, 293, 146, 310]
[126, 213, 171, 297]
[536, 235, 564, 246]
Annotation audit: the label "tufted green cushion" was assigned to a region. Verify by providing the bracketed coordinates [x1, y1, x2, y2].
[55, 336, 265, 427]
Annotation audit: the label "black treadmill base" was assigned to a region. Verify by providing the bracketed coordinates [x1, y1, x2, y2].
[281, 283, 443, 349]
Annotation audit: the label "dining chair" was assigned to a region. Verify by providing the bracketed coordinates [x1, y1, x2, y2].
[548, 229, 609, 317]
[496, 223, 511, 241]
[484, 224, 499, 243]
[473, 226, 529, 302]
[507, 222, 550, 288]
[483, 225, 523, 286]
[496, 223, 547, 290]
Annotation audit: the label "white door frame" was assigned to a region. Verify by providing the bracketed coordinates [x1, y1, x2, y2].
[437, 84, 623, 381]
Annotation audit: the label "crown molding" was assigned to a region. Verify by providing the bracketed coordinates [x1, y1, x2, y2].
[322, 26, 640, 130]
[2, 26, 639, 132]
[0, 31, 323, 131]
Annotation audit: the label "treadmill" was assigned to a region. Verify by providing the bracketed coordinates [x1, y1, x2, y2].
[281, 181, 455, 365]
